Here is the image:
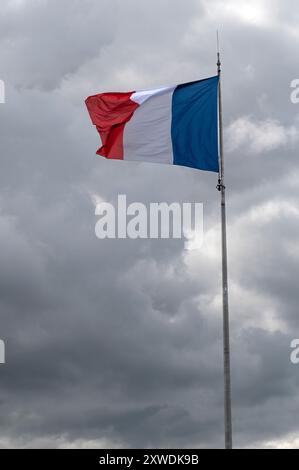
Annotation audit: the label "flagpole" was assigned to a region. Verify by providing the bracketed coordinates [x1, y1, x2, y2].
[216, 35, 233, 449]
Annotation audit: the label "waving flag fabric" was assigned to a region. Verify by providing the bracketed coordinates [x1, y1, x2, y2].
[85, 75, 219, 172]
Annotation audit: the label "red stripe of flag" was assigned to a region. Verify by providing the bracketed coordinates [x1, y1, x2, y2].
[85, 92, 139, 160]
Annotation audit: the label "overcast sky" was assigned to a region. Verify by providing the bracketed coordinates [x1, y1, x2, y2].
[0, 0, 299, 449]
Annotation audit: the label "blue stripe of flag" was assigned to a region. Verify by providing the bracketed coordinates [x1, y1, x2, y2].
[171, 75, 219, 172]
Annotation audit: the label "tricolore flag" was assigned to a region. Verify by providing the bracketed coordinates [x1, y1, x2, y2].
[85, 75, 219, 172]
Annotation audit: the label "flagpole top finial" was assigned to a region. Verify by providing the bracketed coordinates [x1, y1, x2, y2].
[216, 31, 221, 71]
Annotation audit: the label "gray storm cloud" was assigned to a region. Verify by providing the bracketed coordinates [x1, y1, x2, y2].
[0, 0, 299, 448]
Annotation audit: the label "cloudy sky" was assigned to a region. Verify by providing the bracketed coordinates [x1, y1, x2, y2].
[0, 0, 299, 449]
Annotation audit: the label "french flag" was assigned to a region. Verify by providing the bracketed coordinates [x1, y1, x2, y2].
[85, 75, 219, 172]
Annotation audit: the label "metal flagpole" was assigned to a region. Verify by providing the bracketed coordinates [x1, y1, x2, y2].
[216, 33, 233, 449]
